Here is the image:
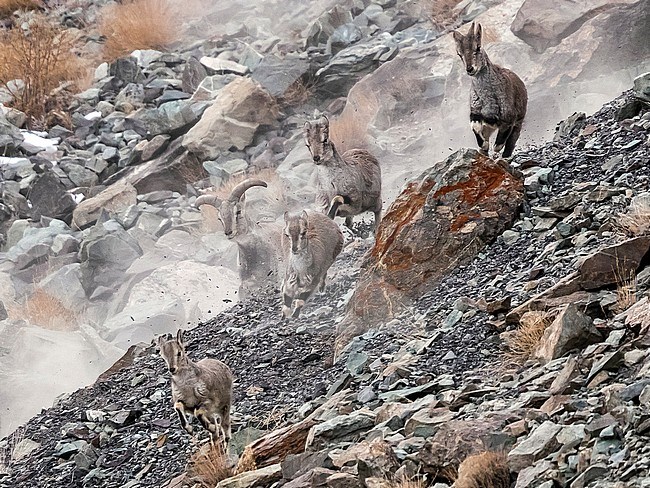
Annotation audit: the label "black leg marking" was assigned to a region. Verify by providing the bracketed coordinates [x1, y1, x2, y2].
[473, 130, 485, 151]
[494, 126, 513, 153]
[503, 123, 523, 158]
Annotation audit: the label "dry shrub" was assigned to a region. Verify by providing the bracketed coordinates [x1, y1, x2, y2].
[99, 0, 179, 60]
[455, 451, 510, 488]
[504, 311, 551, 363]
[422, 0, 462, 29]
[0, 15, 88, 127]
[0, 0, 41, 17]
[7, 288, 80, 331]
[279, 78, 315, 108]
[187, 442, 234, 487]
[329, 89, 379, 153]
[178, 162, 208, 185]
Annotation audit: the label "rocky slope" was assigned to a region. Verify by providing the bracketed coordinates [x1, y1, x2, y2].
[2, 80, 650, 487]
[0, 0, 648, 436]
[0, 0, 649, 486]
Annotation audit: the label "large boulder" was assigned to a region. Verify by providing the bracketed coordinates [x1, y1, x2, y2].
[511, 0, 635, 53]
[182, 77, 278, 161]
[72, 180, 137, 229]
[251, 55, 310, 97]
[78, 221, 143, 295]
[533, 303, 602, 361]
[336, 149, 524, 348]
[4, 219, 73, 270]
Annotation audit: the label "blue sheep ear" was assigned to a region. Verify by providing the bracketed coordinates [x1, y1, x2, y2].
[474, 23, 483, 47]
[176, 329, 184, 344]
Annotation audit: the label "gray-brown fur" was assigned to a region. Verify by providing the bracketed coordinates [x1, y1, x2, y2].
[454, 451, 510, 488]
[195, 179, 284, 297]
[281, 209, 343, 318]
[157, 330, 234, 443]
[304, 115, 382, 231]
[453, 22, 527, 158]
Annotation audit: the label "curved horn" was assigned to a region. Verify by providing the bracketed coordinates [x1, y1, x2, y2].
[194, 194, 220, 208]
[228, 178, 268, 202]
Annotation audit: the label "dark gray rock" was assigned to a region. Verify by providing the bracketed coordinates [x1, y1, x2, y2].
[27, 172, 76, 223]
[181, 57, 208, 94]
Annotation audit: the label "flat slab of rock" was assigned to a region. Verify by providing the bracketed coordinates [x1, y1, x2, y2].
[508, 420, 562, 472]
[578, 237, 650, 290]
[216, 463, 282, 488]
[72, 180, 137, 229]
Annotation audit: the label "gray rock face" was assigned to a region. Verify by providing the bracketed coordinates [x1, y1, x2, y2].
[183, 77, 278, 161]
[306, 409, 376, 450]
[78, 221, 143, 294]
[578, 237, 650, 290]
[534, 303, 602, 361]
[511, 0, 633, 53]
[121, 138, 204, 194]
[251, 55, 309, 97]
[216, 464, 282, 488]
[181, 57, 208, 94]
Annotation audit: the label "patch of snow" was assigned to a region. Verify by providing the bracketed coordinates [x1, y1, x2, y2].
[20, 131, 59, 154]
[84, 111, 102, 121]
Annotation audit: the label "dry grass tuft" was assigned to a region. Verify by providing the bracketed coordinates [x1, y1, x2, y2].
[250, 404, 289, 431]
[455, 451, 510, 488]
[0, 0, 41, 17]
[387, 475, 428, 488]
[329, 89, 379, 153]
[504, 311, 552, 364]
[0, 426, 25, 475]
[99, 0, 179, 60]
[7, 288, 80, 331]
[0, 15, 88, 127]
[235, 446, 257, 475]
[187, 441, 234, 487]
[615, 258, 638, 312]
[616, 197, 650, 236]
